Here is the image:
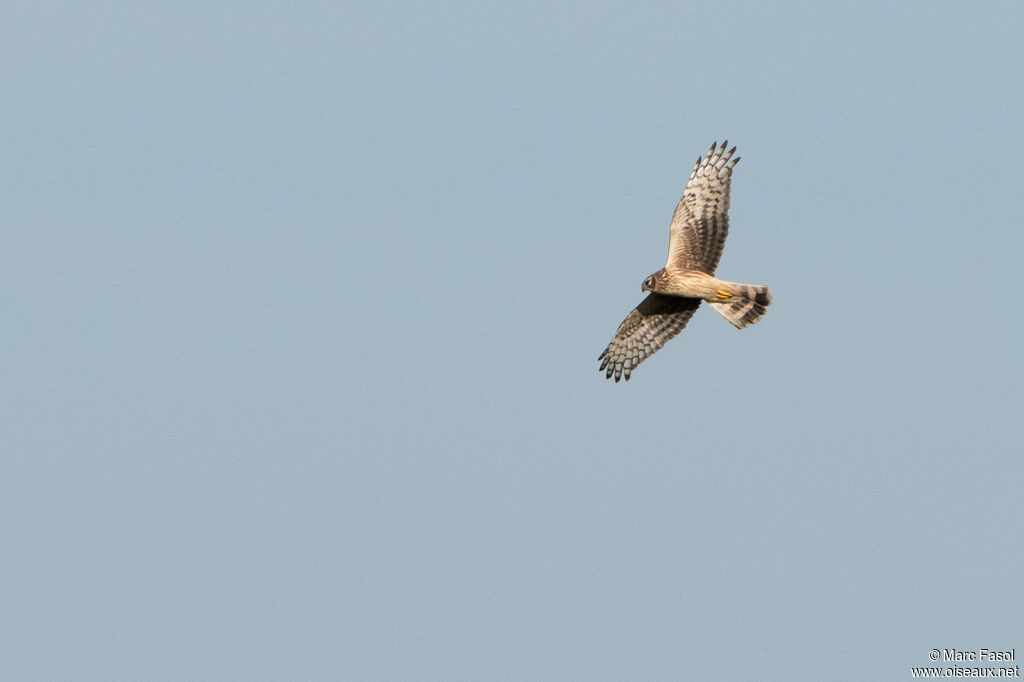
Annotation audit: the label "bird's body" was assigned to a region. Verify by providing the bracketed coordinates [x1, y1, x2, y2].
[598, 141, 772, 382]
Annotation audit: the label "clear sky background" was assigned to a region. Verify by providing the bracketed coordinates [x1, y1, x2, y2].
[3, 2, 1022, 680]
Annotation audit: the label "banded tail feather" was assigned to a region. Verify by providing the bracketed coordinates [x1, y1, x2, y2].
[710, 293, 769, 329]
[733, 284, 771, 306]
[710, 283, 771, 329]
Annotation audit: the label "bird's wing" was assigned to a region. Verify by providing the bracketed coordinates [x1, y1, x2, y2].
[665, 141, 739, 274]
[598, 293, 701, 382]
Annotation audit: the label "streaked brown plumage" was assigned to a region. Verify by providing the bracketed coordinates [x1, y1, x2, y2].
[598, 141, 772, 382]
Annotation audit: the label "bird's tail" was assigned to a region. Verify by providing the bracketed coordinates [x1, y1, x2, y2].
[710, 283, 772, 329]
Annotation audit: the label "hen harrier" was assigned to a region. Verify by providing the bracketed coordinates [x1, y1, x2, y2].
[598, 141, 772, 382]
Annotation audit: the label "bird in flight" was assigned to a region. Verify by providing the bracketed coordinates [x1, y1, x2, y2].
[598, 141, 772, 382]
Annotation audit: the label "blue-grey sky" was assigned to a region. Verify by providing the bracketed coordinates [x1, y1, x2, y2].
[3, 2, 1022, 679]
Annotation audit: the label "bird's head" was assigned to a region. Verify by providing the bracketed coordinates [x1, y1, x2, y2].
[641, 270, 663, 293]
